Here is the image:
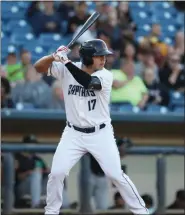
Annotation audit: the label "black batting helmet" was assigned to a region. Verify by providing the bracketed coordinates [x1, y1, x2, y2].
[79, 39, 113, 66]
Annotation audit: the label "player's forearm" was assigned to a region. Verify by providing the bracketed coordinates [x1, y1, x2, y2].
[34, 54, 55, 74]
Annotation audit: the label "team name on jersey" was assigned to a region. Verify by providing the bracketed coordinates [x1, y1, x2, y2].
[68, 85, 96, 97]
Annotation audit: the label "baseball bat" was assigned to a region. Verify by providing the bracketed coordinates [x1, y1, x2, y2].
[67, 11, 100, 48]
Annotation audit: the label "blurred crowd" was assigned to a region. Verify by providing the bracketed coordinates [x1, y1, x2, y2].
[1, 1, 184, 113]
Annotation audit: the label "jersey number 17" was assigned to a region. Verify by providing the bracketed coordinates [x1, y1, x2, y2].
[88, 99, 96, 111]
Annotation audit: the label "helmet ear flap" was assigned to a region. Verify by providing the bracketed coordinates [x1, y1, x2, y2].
[81, 56, 93, 66]
[79, 45, 94, 66]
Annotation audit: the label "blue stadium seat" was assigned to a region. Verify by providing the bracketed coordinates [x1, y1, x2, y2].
[129, 1, 148, 10]
[170, 91, 185, 109]
[162, 25, 177, 38]
[1, 36, 13, 53]
[10, 32, 35, 46]
[2, 6, 25, 21]
[22, 102, 35, 110]
[22, 40, 43, 52]
[31, 46, 48, 63]
[173, 107, 184, 114]
[131, 12, 152, 25]
[38, 33, 62, 50]
[6, 20, 32, 34]
[16, 1, 31, 9]
[119, 104, 134, 113]
[86, 2, 96, 11]
[60, 36, 73, 46]
[147, 104, 168, 114]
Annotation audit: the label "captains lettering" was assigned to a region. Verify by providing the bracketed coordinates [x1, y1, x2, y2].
[68, 84, 96, 97]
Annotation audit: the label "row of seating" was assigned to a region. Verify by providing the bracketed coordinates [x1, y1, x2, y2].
[1, 1, 183, 63]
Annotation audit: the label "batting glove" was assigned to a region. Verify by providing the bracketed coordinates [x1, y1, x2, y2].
[53, 45, 71, 64]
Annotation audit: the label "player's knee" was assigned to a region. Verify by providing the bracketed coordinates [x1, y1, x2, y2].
[50, 168, 68, 180]
[106, 171, 123, 182]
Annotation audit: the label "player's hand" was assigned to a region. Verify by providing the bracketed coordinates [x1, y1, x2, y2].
[53, 46, 71, 64]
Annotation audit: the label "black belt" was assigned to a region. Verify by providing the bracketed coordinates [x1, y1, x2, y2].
[67, 122, 106, 133]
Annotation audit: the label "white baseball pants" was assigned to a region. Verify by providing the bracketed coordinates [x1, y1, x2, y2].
[45, 123, 149, 215]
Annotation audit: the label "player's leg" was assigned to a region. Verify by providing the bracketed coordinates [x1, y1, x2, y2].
[45, 127, 86, 215]
[86, 124, 149, 214]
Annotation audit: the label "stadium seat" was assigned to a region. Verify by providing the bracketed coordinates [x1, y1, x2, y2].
[162, 25, 177, 38]
[10, 32, 35, 46]
[2, 6, 25, 21]
[16, 1, 31, 9]
[147, 104, 168, 114]
[22, 40, 43, 52]
[173, 107, 184, 114]
[1, 36, 15, 54]
[119, 104, 134, 113]
[6, 19, 32, 34]
[38, 33, 62, 50]
[31, 46, 48, 63]
[169, 91, 185, 109]
[129, 1, 148, 9]
[22, 102, 35, 110]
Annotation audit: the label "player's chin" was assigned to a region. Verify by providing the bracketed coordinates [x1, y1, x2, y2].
[98, 64, 104, 69]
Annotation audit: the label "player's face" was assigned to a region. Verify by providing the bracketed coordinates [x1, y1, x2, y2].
[92, 56, 106, 70]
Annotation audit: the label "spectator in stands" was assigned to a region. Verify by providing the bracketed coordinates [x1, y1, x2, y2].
[141, 194, 155, 214]
[167, 189, 185, 209]
[66, 2, 90, 35]
[139, 23, 168, 68]
[57, 2, 75, 21]
[135, 49, 159, 80]
[50, 80, 65, 110]
[109, 192, 126, 209]
[14, 134, 48, 208]
[26, 1, 43, 21]
[20, 50, 32, 69]
[111, 60, 149, 110]
[11, 65, 52, 108]
[1, 77, 15, 109]
[159, 53, 185, 92]
[117, 1, 136, 31]
[122, 43, 137, 67]
[174, 31, 185, 64]
[105, 49, 120, 70]
[4, 52, 24, 84]
[143, 68, 169, 107]
[29, 1, 61, 36]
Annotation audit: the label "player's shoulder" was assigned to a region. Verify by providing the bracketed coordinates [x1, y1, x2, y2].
[95, 67, 113, 79]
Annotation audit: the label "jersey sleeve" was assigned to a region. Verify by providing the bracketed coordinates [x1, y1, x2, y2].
[47, 61, 68, 80]
[92, 70, 113, 91]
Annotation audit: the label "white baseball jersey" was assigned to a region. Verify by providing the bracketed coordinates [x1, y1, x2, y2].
[48, 61, 113, 127]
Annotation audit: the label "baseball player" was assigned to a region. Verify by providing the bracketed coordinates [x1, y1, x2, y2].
[34, 39, 149, 215]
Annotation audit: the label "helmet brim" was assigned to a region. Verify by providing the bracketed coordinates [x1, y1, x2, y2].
[93, 50, 113, 56]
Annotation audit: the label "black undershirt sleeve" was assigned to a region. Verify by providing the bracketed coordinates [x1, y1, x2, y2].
[65, 62, 102, 90]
